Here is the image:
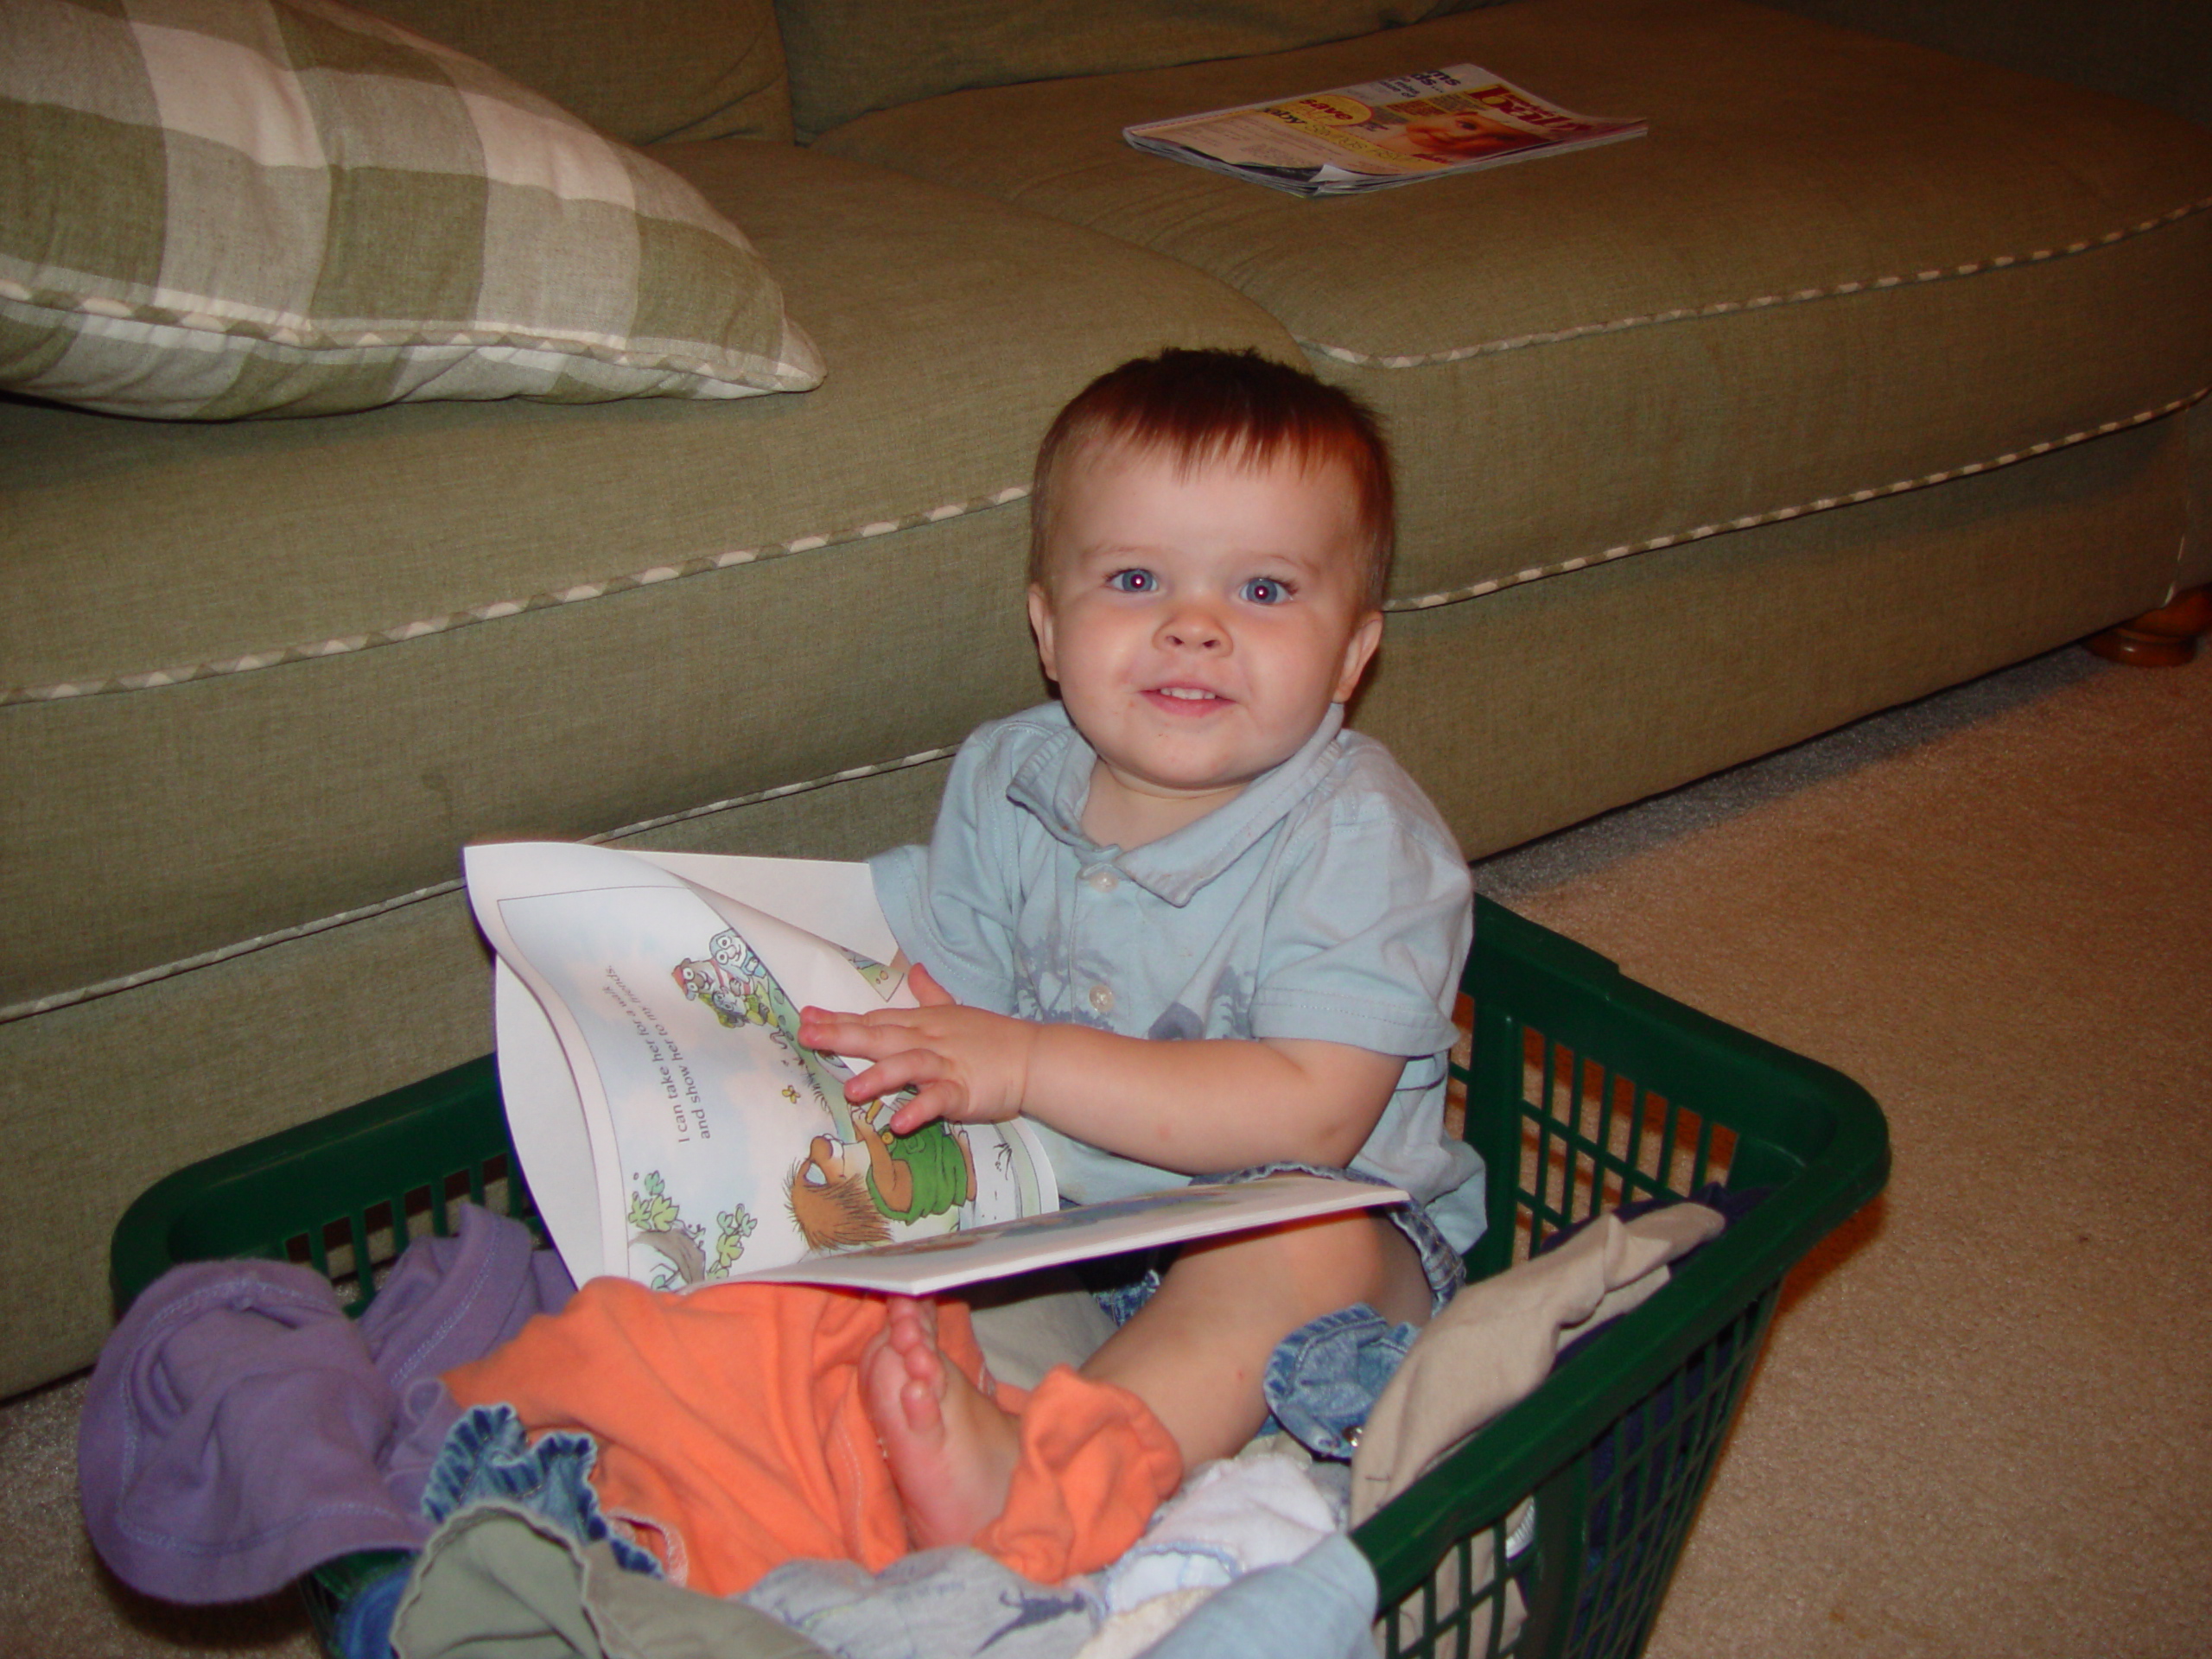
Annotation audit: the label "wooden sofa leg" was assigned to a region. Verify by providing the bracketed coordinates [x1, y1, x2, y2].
[2085, 585, 2212, 667]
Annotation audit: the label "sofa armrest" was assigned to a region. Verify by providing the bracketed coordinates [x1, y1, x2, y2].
[1752, 0, 2211, 128]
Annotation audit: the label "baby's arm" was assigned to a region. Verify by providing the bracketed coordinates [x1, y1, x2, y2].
[796, 966, 1403, 1173]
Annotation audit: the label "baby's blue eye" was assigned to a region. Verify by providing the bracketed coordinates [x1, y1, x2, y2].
[1240, 577, 1289, 605]
[1107, 569, 1157, 594]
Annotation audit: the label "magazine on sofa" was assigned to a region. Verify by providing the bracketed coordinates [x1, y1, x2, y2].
[463, 842, 1404, 1296]
[1124, 64, 1644, 197]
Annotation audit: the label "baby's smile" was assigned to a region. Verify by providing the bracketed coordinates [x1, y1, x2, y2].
[1145, 684, 1230, 709]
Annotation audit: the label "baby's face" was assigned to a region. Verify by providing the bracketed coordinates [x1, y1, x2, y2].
[1028, 442, 1382, 823]
[1403, 111, 1517, 156]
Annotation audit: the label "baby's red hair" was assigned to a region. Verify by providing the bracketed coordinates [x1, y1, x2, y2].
[1028, 349, 1395, 611]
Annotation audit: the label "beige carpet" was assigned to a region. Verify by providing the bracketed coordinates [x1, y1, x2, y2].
[1488, 648, 2212, 1659]
[5, 644, 2206, 1658]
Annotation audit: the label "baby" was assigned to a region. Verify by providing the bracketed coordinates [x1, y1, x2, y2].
[1364, 106, 1526, 162]
[798, 347, 1480, 1556]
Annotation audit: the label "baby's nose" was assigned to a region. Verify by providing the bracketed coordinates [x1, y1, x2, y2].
[1160, 608, 1227, 649]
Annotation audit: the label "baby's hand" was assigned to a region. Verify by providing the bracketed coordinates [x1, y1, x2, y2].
[798, 964, 1035, 1135]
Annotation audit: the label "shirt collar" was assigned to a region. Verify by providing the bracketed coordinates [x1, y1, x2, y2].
[1005, 702, 1347, 906]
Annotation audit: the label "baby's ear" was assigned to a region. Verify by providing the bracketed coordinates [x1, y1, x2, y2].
[1027, 585, 1060, 682]
[1334, 610, 1386, 702]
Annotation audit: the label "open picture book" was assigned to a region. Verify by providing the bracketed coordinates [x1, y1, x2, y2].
[463, 842, 1405, 1296]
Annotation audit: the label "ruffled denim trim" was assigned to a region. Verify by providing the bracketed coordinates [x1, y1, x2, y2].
[422, 1402, 662, 1578]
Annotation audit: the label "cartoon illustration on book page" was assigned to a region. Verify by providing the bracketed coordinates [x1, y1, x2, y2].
[492, 878, 1050, 1289]
[626, 1170, 760, 1289]
[671, 925, 863, 1141]
[788, 1110, 977, 1249]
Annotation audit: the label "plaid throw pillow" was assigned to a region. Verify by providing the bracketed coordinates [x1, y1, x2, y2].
[0, 0, 823, 418]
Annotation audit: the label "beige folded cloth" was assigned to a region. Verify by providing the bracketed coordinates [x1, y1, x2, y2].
[1351, 1204, 1725, 1526]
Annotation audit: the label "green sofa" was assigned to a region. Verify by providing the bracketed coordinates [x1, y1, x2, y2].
[3, 0, 2207, 1396]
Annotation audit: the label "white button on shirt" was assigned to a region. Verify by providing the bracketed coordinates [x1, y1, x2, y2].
[1084, 868, 1120, 893]
[1087, 982, 1116, 1014]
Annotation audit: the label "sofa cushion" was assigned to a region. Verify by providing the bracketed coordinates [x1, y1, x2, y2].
[813, 0, 2212, 606]
[0, 0, 822, 419]
[773, 0, 1511, 139]
[0, 142, 1298, 1008]
[365, 0, 794, 144]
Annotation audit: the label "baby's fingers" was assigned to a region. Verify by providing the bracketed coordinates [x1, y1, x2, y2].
[842, 1046, 957, 1109]
[885, 1083, 958, 1135]
[907, 963, 957, 1007]
[798, 1006, 901, 1058]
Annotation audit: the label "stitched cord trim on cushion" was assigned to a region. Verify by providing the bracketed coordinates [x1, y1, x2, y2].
[16, 397, 2203, 1018]
[1381, 388, 2211, 614]
[0, 745, 958, 1026]
[2, 487, 1032, 706]
[12, 385, 2202, 707]
[1303, 197, 2212, 370]
[1389, 391, 2202, 619]
[11, 385, 2202, 704]
[0, 280, 820, 390]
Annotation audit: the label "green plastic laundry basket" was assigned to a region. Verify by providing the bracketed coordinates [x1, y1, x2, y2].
[110, 896, 1888, 1659]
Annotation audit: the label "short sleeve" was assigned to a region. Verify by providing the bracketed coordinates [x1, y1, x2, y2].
[1245, 769, 1471, 1058]
[867, 727, 1023, 1015]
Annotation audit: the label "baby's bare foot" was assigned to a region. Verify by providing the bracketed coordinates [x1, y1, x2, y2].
[861, 1297, 1020, 1548]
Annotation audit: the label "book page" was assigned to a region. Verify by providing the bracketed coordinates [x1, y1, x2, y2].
[625, 850, 902, 970]
[467, 842, 1053, 1288]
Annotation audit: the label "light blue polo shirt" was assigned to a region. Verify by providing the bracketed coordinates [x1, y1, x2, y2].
[869, 701, 1485, 1253]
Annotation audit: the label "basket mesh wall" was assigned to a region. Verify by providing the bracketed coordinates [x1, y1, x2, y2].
[283, 1154, 535, 1310]
[116, 899, 1885, 1659]
[1562, 1294, 1774, 1658]
[1373, 1014, 1764, 1659]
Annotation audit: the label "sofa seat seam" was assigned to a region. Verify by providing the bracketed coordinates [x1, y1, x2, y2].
[2, 488, 1032, 708]
[15, 196, 2207, 709]
[0, 744, 957, 1026]
[1303, 195, 2212, 370]
[10, 390, 2201, 704]
[1382, 385, 2210, 614]
[20, 385, 2197, 1020]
